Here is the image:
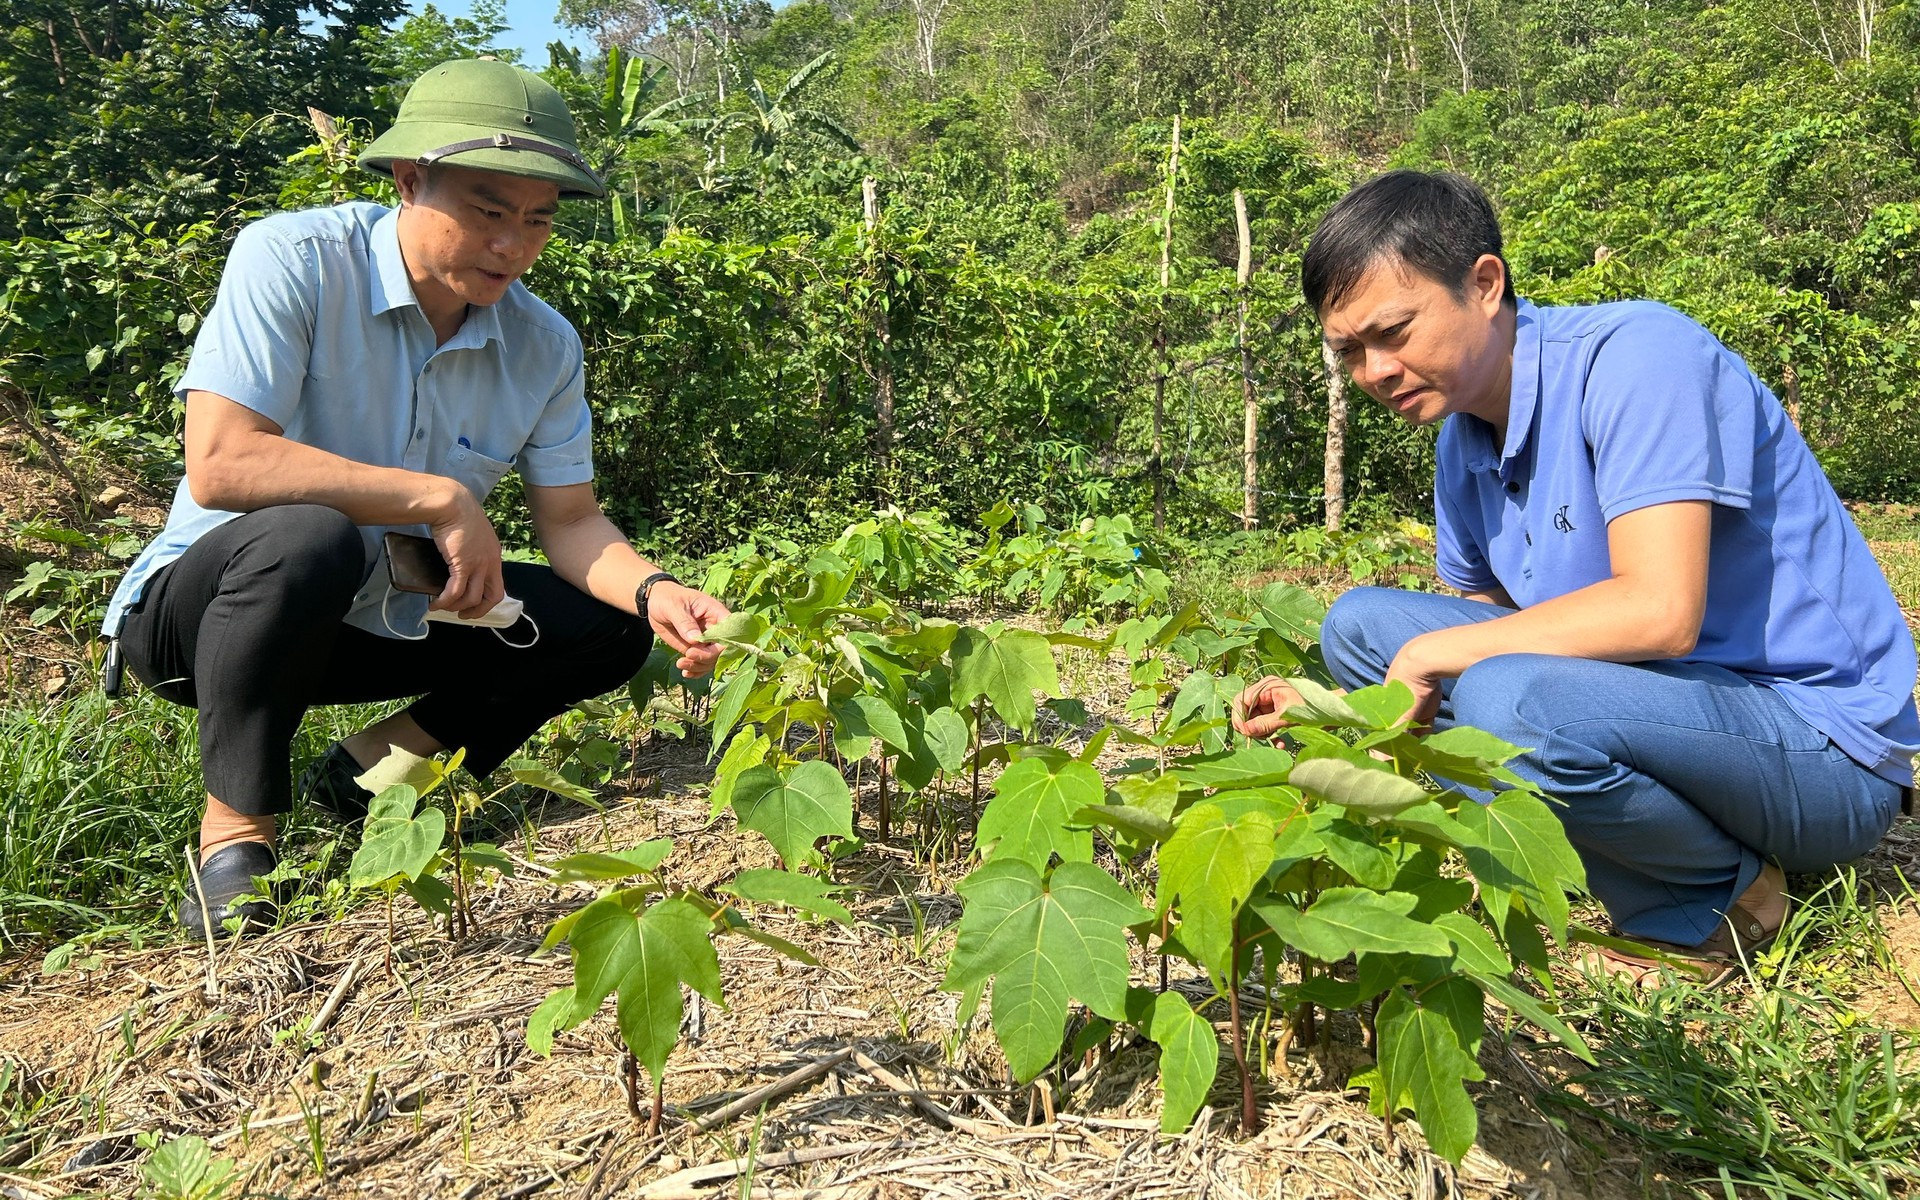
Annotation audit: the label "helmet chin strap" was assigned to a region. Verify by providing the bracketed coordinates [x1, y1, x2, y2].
[415, 132, 597, 179]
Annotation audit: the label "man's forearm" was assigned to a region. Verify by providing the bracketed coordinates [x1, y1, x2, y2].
[190, 426, 464, 528]
[538, 510, 664, 614]
[1401, 575, 1702, 682]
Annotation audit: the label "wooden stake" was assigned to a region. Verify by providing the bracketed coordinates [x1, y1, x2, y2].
[1235, 188, 1258, 532]
[1321, 340, 1348, 532]
[1151, 115, 1182, 534]
[864, 175, 895, 500]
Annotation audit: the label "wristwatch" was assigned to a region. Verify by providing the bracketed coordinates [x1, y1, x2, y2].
[635, 571, 679, 619]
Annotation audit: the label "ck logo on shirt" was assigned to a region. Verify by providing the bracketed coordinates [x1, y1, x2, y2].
[1553, 505, 1576, 533]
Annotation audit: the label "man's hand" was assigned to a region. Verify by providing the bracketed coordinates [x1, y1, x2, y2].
[647, 581, 730, 677]
[428, 482, 506, 619]
[1385, 640, 1445, 731]
[1232, 675, 1310, 739]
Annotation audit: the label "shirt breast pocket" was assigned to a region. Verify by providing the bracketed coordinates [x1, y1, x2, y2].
[445, 444, 515, 500]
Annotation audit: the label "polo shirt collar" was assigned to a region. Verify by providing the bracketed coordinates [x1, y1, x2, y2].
[368, 206, 506, 351]
[1501, 298, 1543, 469]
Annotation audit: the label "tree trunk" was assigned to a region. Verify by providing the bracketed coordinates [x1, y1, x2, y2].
[1235, 189, 1258, 531]
[1321, 341, 1347, 532]
[1152, 115, 1182, 534]
[865, 177, 894, 500]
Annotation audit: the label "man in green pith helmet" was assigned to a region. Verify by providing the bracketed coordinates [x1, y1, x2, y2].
[101, 59, 732, 940]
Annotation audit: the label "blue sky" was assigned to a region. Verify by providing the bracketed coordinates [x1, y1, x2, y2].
[494, 0, 590, 62]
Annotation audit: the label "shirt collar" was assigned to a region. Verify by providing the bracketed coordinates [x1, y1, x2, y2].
[1453, 297, 1541, 476]
[368, 206, 506, 351]
[1500, 297, 1542, 468]
[368, 207, 417, 317]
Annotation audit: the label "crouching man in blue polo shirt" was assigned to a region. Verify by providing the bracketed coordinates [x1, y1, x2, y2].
[101, 59, 732, 940]
[1233, 170, 1917, 984]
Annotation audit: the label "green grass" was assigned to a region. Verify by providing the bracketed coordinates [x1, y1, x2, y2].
[0, 687, 375, 953]
[1550, 870, 1920, 1199]
[1850, 502, 1920, 613]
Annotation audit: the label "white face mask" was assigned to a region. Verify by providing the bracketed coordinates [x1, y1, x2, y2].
[385, 589, 541, 647]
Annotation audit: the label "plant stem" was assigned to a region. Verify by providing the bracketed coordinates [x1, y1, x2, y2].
[878, 753, 891, 842]
[624, 1050, 642, 1123]
[450, 813, 469, 940]
[1226, 941, 1260, 1134]
[970, 697, 985, 834]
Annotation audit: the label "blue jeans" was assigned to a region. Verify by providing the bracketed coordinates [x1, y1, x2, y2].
[1320, 588, 1905, 945]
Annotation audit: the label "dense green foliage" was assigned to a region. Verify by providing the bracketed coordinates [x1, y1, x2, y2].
[4, 0, 1914, 558]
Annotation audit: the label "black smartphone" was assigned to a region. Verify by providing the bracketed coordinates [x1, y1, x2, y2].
[384, 531, 450, 595]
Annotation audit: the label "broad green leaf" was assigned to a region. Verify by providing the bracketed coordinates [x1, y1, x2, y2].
[945, 860, 1147, 1082]
[951, 625, 1060, 732]
[1252, 888, 1451, 961]
[510, 763, 598, 806]
[705, 667, 761, 757]
[1314, 814, 1399, 890]
[696, 609, 769, 648]
[1073, 803, 1174, 846]
[348, 786, 444, 887]
[1111, 773, 1180, 820]
[1158, 803, 1277, 979]
[845, 694, 912, 754]
[709, 728, 770, 818]
[1170, 743, 1295, 791]
[920, 707, 970, 773]
[1167, 670, 1242, 754]
[721, 868, 853, 924]
[1288, 755, 1430, 817]
[526, 986, 589, 1055]
[1390, 725, 1532, 790]
[1278, 678, 1372, 727]
[730, 761, 855, 869]
[1432, 912, 1510, 975]
[548, 841, 673, 884]
[1376, 984, 1482, 1165]
[1142, 988, 1219, 1134]
[1253, 583, 1324, 643]
[1455, 791, 1585, 941]
[1341, 681, 1417, 729]
[889, 617, 959, 656]
[731, 923, 821, 966]
[570, 895, 723, 1089]
[403, 869, 454, 915]
[1392, 846, 1476, 921]
[1384, 800, 1479, 849]
[979, 755, 1099, 868]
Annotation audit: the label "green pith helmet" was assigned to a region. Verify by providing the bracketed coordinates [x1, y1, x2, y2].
[359, 58, 605, 199]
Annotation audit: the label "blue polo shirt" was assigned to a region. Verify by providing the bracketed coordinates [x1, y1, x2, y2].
[103, 202, 594, 640]
[1435, 298, 1919, 786]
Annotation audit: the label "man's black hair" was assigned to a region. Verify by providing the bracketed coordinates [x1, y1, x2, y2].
[1301, 170, 1517, 314]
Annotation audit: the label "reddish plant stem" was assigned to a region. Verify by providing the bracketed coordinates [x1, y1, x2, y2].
[1226, 942, 1261, 1134]
[878, 753, 891, 842]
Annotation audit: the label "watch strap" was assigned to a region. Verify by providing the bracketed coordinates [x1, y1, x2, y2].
[635, 571, 680, 619]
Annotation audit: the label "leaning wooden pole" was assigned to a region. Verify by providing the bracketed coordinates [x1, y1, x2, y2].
[1321, 341, 1347, 532]
[865, 176, 895, 501]
[1151, 115, 1182, 534]
[1235, 189, 1258, 532]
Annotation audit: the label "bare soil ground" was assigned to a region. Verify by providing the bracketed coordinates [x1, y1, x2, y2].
[1, 433, 1915, 1200]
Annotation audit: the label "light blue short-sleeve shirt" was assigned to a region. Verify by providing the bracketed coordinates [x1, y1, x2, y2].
[1434, 298, 1919, 786]
[103, 202, 594, 640]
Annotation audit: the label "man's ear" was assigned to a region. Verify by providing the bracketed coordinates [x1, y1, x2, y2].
[392, 160, 426, 205]
[1470, 253, 1507, 314]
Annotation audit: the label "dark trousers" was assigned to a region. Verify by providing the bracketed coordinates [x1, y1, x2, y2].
[118, 505, 654, 816]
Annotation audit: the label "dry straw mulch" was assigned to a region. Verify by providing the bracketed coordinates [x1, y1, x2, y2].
[1, 731, 1658, 1200]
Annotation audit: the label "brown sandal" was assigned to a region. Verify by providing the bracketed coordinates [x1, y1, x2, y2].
[1582, 864, 1786, 989]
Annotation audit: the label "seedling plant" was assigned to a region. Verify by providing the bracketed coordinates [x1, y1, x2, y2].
[521, 507, 1596, 1166]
